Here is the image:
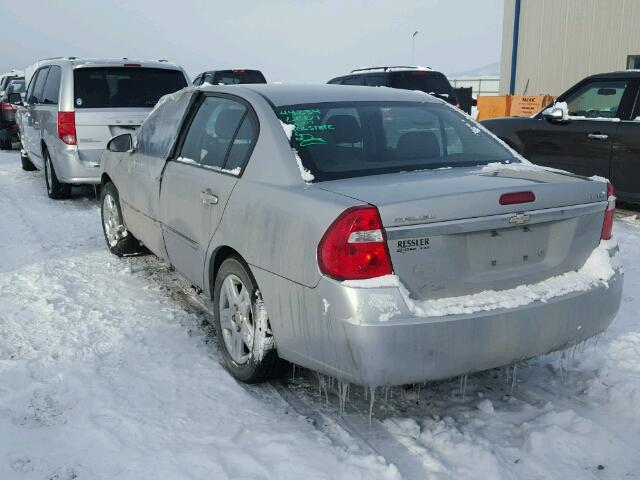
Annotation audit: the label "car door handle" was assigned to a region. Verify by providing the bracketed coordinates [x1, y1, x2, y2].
[588, 133, 609, 140]
[200, 190, 219, 205]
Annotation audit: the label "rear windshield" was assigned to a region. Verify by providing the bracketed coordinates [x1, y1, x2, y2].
[8, 80, 25, 93]
[213, 70, 266, 85]
[390, 71, 455, 99]
[73, 67, 187, 108]
[276, 101, 515, 182]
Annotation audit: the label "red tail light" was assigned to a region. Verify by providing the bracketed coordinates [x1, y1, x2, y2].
[455, 100, 460, 108]
[123, 63, 141, 67]
[318, 206, 393, 280]
[0, 101, 15, 113]
[601, 182, 615, 240]
[57, 112, 77, 145]
[499, 191, 536, 205]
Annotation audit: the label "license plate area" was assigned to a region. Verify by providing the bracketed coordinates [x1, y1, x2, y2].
[466, 224, 549, 273]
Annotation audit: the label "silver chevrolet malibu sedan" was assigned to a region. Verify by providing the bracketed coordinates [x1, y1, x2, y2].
[99, 84, 623, 386]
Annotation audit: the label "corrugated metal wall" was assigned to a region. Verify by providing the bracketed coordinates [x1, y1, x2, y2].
[500, 0, 640, 95]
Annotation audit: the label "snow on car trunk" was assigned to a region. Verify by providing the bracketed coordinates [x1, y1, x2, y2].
[318, 165, 609, 300]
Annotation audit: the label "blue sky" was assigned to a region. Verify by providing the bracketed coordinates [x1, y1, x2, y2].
[1, 0, 504, 82]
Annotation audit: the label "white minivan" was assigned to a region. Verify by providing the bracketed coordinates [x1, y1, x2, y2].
[12, 57, 190, 198]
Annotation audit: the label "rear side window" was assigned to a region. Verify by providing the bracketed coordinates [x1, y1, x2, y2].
[41, 66, 61, 105]
[73, 67, 187, 108]
[7, 80, 25, 94]
[212, 70, 266, 85]
[364, 75, 386, 87]
[29, 67, 49, 104]
[390, 71, 455, 99]
[342, 77, 364, 86]
[277, 101, 514, 182]
[136, 91, 192, 158]
[179, 96, 248, 170]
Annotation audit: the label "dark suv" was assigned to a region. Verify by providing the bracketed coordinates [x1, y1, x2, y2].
[328, 66, 459, 107]
[0, 77, 25, 150]
[193, 69, 267, 86]
[482, 71, 640, 204]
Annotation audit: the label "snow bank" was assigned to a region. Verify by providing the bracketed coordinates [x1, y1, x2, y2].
[0, 153, 398, 480]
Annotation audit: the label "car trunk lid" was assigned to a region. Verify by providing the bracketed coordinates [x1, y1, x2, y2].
[316, 165, 609, 300]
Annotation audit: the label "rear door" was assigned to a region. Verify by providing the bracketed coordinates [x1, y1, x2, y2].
[159, 94, 257, 287]
[610, 79, 640, 203]
[524, 78, 633, 178]
[73, 66, 188, 164]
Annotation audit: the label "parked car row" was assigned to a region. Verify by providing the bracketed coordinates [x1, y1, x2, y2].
[3, 54, 624, 387]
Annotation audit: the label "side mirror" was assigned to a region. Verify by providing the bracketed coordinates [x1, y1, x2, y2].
[8, 92, 23, 106]
[107, 133, 133, 153]
[541, 106, 567, 122]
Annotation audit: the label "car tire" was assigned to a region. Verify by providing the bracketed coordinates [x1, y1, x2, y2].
[43, 149, 71, 199]
[0, 138, 11, 150]
[100, 182, 145, 256]
[213, 256, 283, 383]
[20, 151, 37, 171]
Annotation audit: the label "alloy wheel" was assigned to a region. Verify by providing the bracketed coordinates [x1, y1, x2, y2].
[102, 193, 122, 247]
[219, 274, 255, 364]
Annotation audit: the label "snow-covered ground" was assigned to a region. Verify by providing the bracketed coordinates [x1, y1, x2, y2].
[1, 150, 639, 479]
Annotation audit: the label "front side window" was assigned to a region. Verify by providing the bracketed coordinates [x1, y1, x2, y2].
[74, 67, 187, 108]
[136, 91, 192, 158]
[179, 96, 248, 170]
[277, 101, 515, 182]
[30, 67, 49, 104]
[41, 66, 61, 105]
[564, 80, 627, 119]
[364, 75, 386, 87]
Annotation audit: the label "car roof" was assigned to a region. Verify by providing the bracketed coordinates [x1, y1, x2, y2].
[197, 83, 441, 106]
[31, 57, 182, 70]
[585, 70, 640, 80]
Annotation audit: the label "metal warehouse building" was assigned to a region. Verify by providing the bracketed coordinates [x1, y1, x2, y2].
[500, 0, 640, 96]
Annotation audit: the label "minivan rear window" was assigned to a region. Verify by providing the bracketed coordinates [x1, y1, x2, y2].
[390, 71, 455, 99]
[73, 67, 187, 108]
[212, 70, 266, 85]
[276, 101, 515, 182]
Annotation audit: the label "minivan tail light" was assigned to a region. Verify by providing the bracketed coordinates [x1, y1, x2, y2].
[601, 182, 615, 240]
[499, 191, 535, 205]
[318, 206, 393, 281]
[57, 112, 77, 145]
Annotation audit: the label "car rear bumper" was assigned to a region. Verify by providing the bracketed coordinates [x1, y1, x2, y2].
[256, 243, 623, 386]
[50, 144, 101, 184]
